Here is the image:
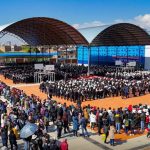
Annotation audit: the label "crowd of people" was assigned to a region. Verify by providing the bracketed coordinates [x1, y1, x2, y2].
[1, 62, 150, 149]
[1, 63, 141, 84]
[0, 62, 147, 85]
[0, 79, 150, 149]
[105, 71, 150, 80]
[1, 66, 35, 84]
[0, 64, 88, 83]
[0, 81, 69, 150]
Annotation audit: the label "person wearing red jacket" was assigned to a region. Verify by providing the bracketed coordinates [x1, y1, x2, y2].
[128, 105, 132, 112]
[60, 139, 68, 150]
[146, 112, 150, 125]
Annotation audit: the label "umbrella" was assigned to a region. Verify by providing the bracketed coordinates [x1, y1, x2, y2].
[20, 123, 38, 139]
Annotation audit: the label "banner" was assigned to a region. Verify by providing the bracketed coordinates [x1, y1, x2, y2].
[115, 60, 123, 66]
[45, 65, 55, 71]
[34, 64, 44, 70]
[127, 62, 136, 67]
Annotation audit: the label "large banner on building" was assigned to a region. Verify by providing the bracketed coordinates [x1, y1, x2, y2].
[77, 45, 145, 66]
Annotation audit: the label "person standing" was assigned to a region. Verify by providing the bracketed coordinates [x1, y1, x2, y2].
[60, 139, 68, 150]
[56, 116, 63, 139]
[97, 113, 103, 135]
[1, 127, 8, 148]
[9, 130, 18, 150]
[115, 112, 121, 134]
[23, 136, 32, 150]
[79, 115, 89, 137]
[123, 116, 129, 134]
[140, 111, 146, 132]
[83, 108, 89, 123]
[109, 123, 116, 146]
[90, 111, 96, 130]
[103, 124, 109, 144]
[72, 115, 79, 137]
[62, 110, 70, 134]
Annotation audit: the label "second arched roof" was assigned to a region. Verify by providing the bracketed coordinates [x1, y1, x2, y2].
[91, 23, 150, 46]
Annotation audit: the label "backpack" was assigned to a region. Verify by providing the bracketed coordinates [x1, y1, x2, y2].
[49, 140, 59, 150]
[103, 126, 108, 134]
[57, 120, 63, 128]
[125, 119, 129, 127]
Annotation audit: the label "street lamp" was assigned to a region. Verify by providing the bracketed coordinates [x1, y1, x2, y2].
[87, 45, 91, 76]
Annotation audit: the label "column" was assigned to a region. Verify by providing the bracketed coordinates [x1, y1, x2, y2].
[87, 46, 91, 76]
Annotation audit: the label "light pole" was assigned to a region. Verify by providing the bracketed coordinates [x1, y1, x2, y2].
[87, 45, 91, 76]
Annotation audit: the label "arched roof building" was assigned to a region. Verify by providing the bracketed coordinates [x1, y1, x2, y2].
[90, 23, 150, 46]
[0, 17, 88, 46]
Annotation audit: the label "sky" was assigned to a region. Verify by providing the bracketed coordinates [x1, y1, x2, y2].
[0, 0, 150, 44]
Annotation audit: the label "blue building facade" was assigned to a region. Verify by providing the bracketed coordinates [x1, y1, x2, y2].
[77, 45, 145, 66]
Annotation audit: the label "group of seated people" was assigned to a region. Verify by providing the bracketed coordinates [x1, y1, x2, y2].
[40, 71, 150, 102]
[1, 62, 150, 91]
[0, 63, 122, 83]
[105, 71, 150, 80]
[0, 63, 87, 83]
[1, 66, 35, 83]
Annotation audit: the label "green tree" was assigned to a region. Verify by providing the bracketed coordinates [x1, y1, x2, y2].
[0, 49, 4, 53]
[22, 45, 40, 53]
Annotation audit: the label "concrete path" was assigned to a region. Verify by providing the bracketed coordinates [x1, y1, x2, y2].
[1, 125, 150, 150]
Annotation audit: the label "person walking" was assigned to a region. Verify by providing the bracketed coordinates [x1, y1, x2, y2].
[9, 130, 18, 150]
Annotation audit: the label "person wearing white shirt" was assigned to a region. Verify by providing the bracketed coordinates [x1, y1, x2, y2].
[90, 112, 96, 130]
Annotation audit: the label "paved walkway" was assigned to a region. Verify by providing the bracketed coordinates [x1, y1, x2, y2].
[1, 124, 150, 150]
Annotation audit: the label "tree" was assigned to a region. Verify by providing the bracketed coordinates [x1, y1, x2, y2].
[0, 49, 4, 53]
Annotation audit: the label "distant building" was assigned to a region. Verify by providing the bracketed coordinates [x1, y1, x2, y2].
[0, 44, 22, 52]
[13, 45, 22, 51]
[37, 46, 77, 64]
